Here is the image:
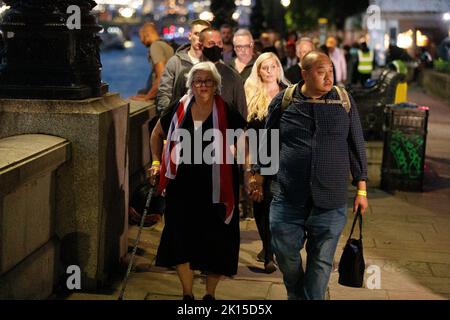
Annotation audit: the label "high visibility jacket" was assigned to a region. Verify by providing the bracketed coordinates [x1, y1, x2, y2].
[391, 59, 408, 75]
[357, 50, 373, 74]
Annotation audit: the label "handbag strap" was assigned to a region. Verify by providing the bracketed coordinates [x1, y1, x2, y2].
[348, 208, 363, 241]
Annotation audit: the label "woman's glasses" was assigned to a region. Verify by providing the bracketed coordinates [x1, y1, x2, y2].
[193, 79, 215, 88]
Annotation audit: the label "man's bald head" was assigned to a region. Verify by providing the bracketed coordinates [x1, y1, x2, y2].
[139, 22, 159, 46]
[141, 22, 156, 33]
[301, 51, 334, 97]
[301, 51, 331, 71]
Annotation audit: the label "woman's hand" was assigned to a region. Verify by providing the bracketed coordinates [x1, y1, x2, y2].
[247, 173, 264, 203]
[148, 162, 161, 186]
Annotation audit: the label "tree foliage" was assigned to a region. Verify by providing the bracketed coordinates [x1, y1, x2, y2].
[285, 0, 369, 31]
[250, 0, 265, 38]
[210, 0, 236, 28]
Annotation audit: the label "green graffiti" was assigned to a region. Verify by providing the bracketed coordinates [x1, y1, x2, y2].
[388, 129, 424, 179]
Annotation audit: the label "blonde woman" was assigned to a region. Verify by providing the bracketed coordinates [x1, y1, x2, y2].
[244, 52, 290, 273]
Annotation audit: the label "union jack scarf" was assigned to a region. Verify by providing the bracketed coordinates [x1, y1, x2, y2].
[158, 93, 235, 224]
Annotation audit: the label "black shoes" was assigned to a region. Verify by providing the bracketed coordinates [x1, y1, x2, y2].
[264, 261, 277, 274]
[183, 294, 195, 301]
[182, 294, 216, 300]
[202, 294, 216, 301]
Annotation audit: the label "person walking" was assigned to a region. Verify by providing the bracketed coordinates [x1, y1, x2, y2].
[249, 51, 368, 300]
[285, 37, 315, 84]
[244, 52, 290, 273]
[130, 23, 173, 101]
[326, 36, 347, 85]
[228, 28, 257, 83]
[150, 62, 246, 300]
[156, 19, 210, 115]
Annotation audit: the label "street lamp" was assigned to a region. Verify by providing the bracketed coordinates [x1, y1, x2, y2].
[443, 12, 450, 21]
[281, 0, 290, 7]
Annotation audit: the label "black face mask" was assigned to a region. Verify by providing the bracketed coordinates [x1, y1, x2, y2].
[202, 46, 223, 62]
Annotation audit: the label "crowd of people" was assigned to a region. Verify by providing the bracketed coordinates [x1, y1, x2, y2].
[130, 20, 369, 301]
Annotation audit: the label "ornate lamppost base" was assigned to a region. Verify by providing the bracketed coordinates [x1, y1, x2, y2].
[0, 0, 109, 100]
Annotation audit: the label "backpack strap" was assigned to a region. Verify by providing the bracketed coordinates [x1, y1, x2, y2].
[303, 86, 351, 113]
[281, 83, 298, 113]
[281, 84, 351, 114]
[334, 85, 351, 113]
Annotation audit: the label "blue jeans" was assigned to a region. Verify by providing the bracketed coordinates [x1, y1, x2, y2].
[269, 193, 347, 300]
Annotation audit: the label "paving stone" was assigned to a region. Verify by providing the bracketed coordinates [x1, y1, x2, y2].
[266, 283, 287, 300]
[216, 278, 272, 300]
[328, 273, 389, 300]
[364, 248, 450, 264]
[428, 263, 450, 278]
[240, 229, 262, 242]
[386, 290, 449, 300]
[363, 258, 433, 277]
[126, 272, 183, 298]
[67, 293, 116, 300]
[373, 239, 450, 253]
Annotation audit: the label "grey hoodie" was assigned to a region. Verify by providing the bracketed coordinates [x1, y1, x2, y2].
[156, 43, 196, 115]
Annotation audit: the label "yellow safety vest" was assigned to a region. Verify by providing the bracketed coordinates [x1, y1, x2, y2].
[357, 50, 373, 74]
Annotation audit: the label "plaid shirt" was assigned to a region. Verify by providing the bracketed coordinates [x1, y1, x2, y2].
[259, 84, 368, 209]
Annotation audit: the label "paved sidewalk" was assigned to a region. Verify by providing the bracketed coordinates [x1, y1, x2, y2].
[67, 85, 450, 300]
[66, 184, 450, 301]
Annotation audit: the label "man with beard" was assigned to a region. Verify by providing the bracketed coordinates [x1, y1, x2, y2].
[220, 24, 235, 64]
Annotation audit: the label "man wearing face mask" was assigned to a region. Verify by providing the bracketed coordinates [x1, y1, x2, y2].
[200, 27, 247, 119]
[172, 27, 247, 119]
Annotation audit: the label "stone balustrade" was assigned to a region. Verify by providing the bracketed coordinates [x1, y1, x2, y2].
[0, 134, 70, 299]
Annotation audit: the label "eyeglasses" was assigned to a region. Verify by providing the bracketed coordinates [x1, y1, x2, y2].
[193, 79, 215, 88]
[235, 44, 252, 51]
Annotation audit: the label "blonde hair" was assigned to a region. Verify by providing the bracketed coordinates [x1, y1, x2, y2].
[244, 52, 289, 122]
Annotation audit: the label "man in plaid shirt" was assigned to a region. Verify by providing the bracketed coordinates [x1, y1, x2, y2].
[248, 51, 368, 300]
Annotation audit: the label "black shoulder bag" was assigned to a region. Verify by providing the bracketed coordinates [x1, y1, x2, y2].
[338, 209, 365, 287]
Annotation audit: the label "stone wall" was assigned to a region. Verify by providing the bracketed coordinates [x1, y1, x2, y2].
[0, 93, 129, 290]
[420, 69, 450, 102]
[128, 101, 157, 198]
[366, 141, 383, 188]
[0, 134, 70, 299]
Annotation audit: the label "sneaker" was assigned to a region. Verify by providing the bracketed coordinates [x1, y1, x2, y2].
[264, 261, 277, 274]
[202, 294, 216, 301]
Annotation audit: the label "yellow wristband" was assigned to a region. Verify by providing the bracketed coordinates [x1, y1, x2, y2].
[152, 160, 160, 166]
[357, 190, 367, 197]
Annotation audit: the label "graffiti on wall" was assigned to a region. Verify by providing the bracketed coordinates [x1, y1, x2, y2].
[389, 129, 424, 179]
